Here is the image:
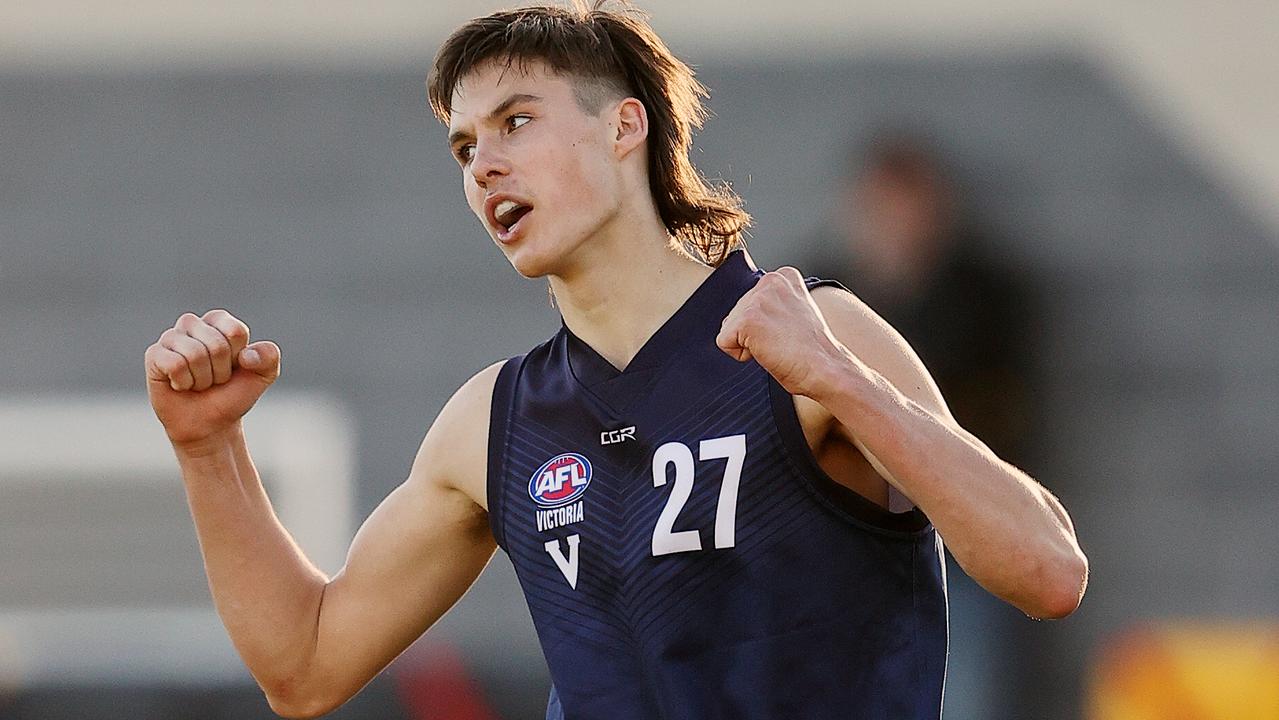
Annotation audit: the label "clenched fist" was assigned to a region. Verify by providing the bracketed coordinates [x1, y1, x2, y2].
[144, 309, 281, 447]
[716, 267, 847, 399]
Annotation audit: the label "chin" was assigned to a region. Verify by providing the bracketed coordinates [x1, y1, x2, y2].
[500, 242, 557, 280]
[502, 230, 591, 280]
[496, 213, 602, 280]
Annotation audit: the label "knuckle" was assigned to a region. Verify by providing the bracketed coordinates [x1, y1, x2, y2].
[159, 354, 186, 376]
[178, 341, 207, 364]
[223, 320, 250, 343]
[206, 338, 231, 360]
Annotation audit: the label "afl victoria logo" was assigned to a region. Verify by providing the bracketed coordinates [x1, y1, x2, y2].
[529, 453, 592, 507]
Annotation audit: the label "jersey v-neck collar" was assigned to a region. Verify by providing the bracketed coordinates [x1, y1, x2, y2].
[558, 249, 758, 413]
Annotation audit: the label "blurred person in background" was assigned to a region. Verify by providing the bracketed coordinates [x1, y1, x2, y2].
[803, 132, 1044, 716]
[804, 134, 1037, 465]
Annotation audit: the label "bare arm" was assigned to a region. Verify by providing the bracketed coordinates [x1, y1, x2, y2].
[805, 285, 1086, 619]
[716, 271, 1088, 620]
[293, 366, 499, 715]
[146, 311, 499, 718]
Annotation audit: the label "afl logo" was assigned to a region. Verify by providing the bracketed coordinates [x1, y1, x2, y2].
[529, 453, 592, 507]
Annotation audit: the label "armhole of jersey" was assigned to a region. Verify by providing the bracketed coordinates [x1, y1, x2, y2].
[486, 356, 523, 550]
[804, 277, 850, 294]
[766, 376, 931, 536]
[764, 275, 933, 537]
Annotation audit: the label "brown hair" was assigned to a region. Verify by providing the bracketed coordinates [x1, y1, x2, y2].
[427, 1, 749, 265]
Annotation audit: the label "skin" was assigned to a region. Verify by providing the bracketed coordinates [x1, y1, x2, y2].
[144, 59, 1087, 719]
[718, 273, 1089, 615]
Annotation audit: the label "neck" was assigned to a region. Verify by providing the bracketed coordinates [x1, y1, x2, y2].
[549, 216, 715, 372]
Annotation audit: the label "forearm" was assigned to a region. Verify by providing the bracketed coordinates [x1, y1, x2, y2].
[813, 354, 1088, 618]
[174, 422, 328, 691]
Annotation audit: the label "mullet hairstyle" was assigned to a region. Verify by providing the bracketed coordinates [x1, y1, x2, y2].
[427, 1, 749, 266]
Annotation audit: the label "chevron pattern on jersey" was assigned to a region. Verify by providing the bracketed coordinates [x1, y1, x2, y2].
[488, 252, 947, 720]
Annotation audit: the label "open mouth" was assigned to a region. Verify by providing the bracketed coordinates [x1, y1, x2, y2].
[493, 199, 533, 239]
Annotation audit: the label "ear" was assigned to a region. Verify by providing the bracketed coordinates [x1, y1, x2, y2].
[612, 97, 648, 160]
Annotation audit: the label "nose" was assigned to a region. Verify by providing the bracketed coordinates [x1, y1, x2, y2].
[469, 140, 509, 189]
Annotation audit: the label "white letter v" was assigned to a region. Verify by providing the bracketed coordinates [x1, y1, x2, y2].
[544, 534, 580, 589]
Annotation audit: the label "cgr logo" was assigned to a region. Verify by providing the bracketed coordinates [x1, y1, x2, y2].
[529, 453, 592, 507]
[600, 426, 636, 445]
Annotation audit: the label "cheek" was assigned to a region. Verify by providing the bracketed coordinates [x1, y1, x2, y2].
[463, 176, 484, 216]
[552, 140, 615, 206]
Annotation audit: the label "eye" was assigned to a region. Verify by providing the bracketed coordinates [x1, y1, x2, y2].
[507, 114, 532, 131]
[454, 143, 475, 165]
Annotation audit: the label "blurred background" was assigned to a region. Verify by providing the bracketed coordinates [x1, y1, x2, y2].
[2, 1, 1278, 718]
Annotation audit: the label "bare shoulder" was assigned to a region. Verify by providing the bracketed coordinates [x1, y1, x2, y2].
[808, 284, 952, 422]
[407, 360, 507, 513]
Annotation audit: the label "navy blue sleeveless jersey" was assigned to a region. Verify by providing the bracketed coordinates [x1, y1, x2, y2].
[487, 251, 948, 719]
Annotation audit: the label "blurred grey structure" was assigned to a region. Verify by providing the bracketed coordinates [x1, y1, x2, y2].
[0, 395, 353, 683]
[3, 3, 1279, 719]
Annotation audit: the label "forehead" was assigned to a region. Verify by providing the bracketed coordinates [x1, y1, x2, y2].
[448, 60, 575, 125]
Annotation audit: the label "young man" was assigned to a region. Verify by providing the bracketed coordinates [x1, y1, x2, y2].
[144, 4, 1087, 718]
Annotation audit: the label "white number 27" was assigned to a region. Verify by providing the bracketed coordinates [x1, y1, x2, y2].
[650, 433, 746, 556]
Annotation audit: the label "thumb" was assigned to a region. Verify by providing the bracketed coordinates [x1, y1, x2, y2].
[237, 340, 282, 383]
[716, 324, 752, 363]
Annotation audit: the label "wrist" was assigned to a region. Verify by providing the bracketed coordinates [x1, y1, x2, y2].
[171, 422, 245, 461]
[806, 344, 867, 404]
[806, 346, 909, 433]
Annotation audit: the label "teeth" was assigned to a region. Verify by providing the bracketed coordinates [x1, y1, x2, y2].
[496, 200, 519, 217]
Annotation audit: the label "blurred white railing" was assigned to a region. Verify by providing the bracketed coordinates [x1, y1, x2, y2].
[0, 394, 355, 685]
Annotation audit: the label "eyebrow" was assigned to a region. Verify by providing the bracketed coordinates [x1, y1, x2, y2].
[447, 93, 544, 147]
